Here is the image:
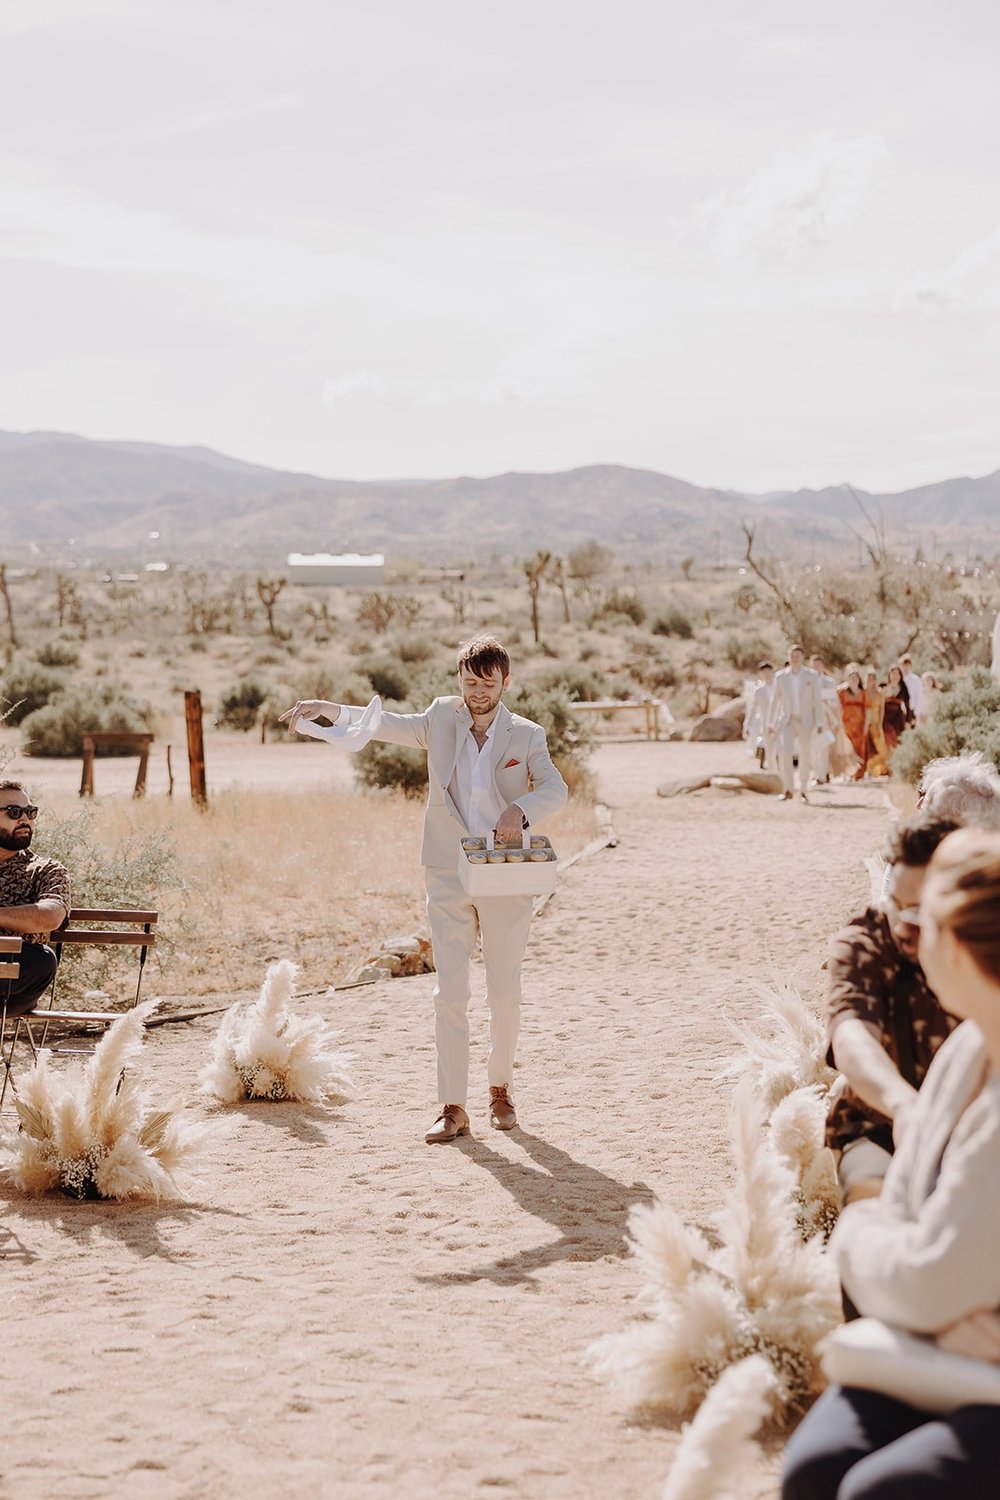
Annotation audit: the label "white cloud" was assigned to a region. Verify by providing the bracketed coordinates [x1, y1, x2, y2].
[897, 227, 1000, 309]
[696, 132, 891, 261]
[142, 93, 303, 141]
[322, 370, 389, 403]
[0, 172, 366, 311]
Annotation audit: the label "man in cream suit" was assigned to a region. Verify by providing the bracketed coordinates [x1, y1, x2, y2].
[281, 636, 567, 1144]
[768, 644, 824, 801]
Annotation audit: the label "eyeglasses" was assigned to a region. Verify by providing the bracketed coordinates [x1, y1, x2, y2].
[885, 896, 922, 926]
[0, 804, 38, 821]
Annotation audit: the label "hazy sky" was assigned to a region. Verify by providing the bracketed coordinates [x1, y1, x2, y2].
[2, 0, 999, 492]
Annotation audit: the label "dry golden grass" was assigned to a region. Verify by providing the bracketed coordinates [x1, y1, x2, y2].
[76, 788, 597, 997]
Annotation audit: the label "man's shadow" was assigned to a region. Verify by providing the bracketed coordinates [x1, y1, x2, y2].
[418, 1130, 653, 1288]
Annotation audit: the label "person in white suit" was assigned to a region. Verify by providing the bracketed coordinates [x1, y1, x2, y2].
[743, 661, 776, 769]
[768, 645, 824, 801]
[281, 636, 567, 1144]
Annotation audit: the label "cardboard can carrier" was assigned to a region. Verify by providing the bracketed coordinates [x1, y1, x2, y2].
[458, 830, 558, 897]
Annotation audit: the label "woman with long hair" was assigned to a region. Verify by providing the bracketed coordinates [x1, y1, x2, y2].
[882, 663, 914, 752]
[783, 827, 1000, 1498]
[838, 664, 868, 779]
[863, 668, 889, 777]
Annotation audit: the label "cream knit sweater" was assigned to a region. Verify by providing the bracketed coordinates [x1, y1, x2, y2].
[833, 1019, 1000, 1333]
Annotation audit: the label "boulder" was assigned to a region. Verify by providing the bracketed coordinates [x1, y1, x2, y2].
[657, 776, 713, 797]
[690, 714, 743, 742]
[730, 771, 783, 795]
[382, 935, 423, 957]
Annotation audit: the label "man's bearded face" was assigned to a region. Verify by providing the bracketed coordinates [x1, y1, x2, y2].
[0, 797, 34, 853]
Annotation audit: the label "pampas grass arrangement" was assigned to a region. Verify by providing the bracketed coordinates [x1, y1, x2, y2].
[201, 959, 354, 1105]
[590, 1077, 840, 1423]
[769, 1085, 840, 1240]
[662, 1355, 776, 1500]
[0, 1001, 208, 1201]
[722, 978, 836, 1112]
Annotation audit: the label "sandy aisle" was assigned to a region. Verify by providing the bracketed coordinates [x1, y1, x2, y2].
[2, 742, 889, 1500]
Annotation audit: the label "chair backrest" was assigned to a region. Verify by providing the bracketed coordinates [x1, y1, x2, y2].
[0, 934, 22, 983]
[51, 909, 158, 1009]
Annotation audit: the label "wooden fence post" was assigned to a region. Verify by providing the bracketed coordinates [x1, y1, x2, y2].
[184, 691, 208, 808]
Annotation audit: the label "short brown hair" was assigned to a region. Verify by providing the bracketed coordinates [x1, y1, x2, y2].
[886, 815, 959, 869]
[456, 635, 510, 680]
[930, 828, 1000, 984]
[0, 780, 28, 796]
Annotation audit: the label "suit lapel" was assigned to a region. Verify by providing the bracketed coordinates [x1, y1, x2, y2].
[489, 703, 514, 778]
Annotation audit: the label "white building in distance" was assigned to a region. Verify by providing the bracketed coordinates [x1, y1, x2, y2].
[286, 551, 386, 585]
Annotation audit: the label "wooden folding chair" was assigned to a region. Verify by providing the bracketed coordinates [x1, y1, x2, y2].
[0, 935, 24, 1111]
[1, 910, 158, 1104]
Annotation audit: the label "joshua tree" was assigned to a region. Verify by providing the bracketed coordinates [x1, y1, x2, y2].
[256, 576, 287, 640]
[523, 550, 552, 644]
[0, 564, 18, 649]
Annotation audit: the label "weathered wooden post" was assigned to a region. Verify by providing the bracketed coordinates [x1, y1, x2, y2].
[184, 691, 208, 808]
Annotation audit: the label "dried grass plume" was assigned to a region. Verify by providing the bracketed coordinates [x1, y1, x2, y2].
[662, 1355, 776, 1500]
[201, 959, 355, 1105]
[0, 1001, 209, 1200]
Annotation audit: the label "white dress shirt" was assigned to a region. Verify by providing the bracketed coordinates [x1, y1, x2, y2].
[448, 712, 507, 838]
[787, 669, 802, 717]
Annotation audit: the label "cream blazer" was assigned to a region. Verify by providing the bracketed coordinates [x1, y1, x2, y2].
[767, 665, 824, 734]
[338, 695, 568, 868]
[833, 1021, 1000, 1333]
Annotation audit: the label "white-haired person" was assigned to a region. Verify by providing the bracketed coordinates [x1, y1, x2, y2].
[918, 750, 1000, 831]
[876, 750, 1000, 905]
[783, 827, 1000, 1500]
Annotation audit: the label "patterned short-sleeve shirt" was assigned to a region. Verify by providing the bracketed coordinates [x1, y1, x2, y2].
[0, 850, 71, 944]
[825, 904, 956, 1153]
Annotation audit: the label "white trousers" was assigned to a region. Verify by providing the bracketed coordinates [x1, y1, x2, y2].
[777, 720, 812, 794]
[425, 866, 535, 1107]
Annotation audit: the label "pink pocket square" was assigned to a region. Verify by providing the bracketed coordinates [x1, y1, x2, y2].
[503, 758, 521, 769]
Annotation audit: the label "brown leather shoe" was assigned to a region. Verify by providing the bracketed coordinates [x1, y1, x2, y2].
[489, 1086, 517, 1131]
[425, 1104, 470, 1144]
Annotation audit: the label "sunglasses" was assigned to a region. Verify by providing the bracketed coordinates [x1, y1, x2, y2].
[0, 804, 39, 821]
[885, 896, 922, 927]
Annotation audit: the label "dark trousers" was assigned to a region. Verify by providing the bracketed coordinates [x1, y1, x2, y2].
[782, 1384, 1000, 1500]
[1, 942, 57, 1016]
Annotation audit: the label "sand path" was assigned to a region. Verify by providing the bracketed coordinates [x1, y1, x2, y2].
[2, 743, 889, 1500]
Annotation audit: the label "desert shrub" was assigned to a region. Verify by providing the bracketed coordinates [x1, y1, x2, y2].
[534, 665, 609, 701]
[0, 659, 68, 725]
[636, 660, 678, 692]
[354, 741, 428, 798]
[35, 639, 82, 668]
[723, 632, 774, 672]
[361, 655, 410, 702]
[34, 807, 181, 996]
[652, 606, 694, 640]
[506, 683, 592, 791]
[891, 668, 1000, 784]
[591, 589, 647, 626]
[217, 677, 268, 733]
[20, 684, 149, 757]
[394, 633, 437, 664]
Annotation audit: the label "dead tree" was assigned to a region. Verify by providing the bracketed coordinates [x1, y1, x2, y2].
[256, 576, 287, 640]
[0, 565, 18, 649]
[523, 551, 552, 644]
[553, 558, 572, 624]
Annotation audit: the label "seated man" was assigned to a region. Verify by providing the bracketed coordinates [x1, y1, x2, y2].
[825, 815, 957, 1206]
[0, 781, 71, 1016]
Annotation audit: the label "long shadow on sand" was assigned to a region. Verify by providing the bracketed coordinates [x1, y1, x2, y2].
[218, 1099, 344, 1146]
[417, 1130, 653, 1288]
[4, 1196, 246, 1261]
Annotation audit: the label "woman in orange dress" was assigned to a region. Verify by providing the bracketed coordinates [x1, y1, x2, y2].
[863, 668, 889, 777]
[837, 665, 867, 779]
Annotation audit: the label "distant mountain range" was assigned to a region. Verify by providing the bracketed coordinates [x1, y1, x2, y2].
[0, 428, 998, 566]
